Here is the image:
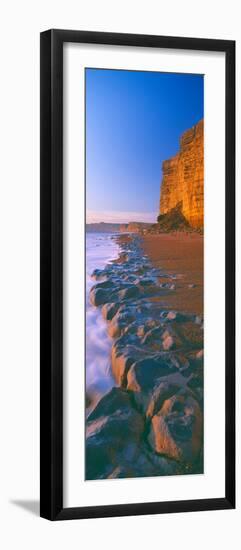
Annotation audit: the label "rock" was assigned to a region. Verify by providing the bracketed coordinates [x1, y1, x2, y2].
[91, 268, 106, 280]
[140, 321, 184, 351]
[102, 302, 120, 321]
[93, 280, 115, 290]
[146, 378, 182, 418]
[149, 415, 181, 460]
[170, 352, 190, 372]
[86, 388, 144, 480]
[136, 325, 146, 338]
[141, 326, 162, 347]
[162, 333, 175, 351]
[132, 264, 149, 276]
[87, 387, 128, 421]
[148, 392, 203, 463]
[159, 119, 204, 229]
[108, 309, 136, 338]
[136, 449, 179, 477]
[159, 283, 176, 290]
[160, 310, 193, 323]
[89, 287, 113, 306]
[166, 310, 177, 320]
[141, 322, 203, 351]
[143, 319, 160, 331]
[108, 322, 123, 338]
[129, 365, 188, 417]
[160, 322, 203, 351]
[112, 252, 128, 264]
[161, 326, 182, 351]
[187, 360, 204, 403]
[86, 232, 204, 478]
[107, 465, 133, 479]
[117, 285, 140, 301]
[107, 449, 178, 479]
[111, 343, 138, 386]
[138, 277, 156, 288]
[122, 274, 138, 283]
[127, 355, 178, 395]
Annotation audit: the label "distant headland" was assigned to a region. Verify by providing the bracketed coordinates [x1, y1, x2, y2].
[86, 221, 152, 233]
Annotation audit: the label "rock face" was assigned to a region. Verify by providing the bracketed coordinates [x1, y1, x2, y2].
[86, 222, 152, 233]
[119, 222, 152, 233]
[160, 119, 204, 229]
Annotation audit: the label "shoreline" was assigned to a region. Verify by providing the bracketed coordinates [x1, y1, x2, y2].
[86, 232, 204, 481]
[85, 232, 119, 413]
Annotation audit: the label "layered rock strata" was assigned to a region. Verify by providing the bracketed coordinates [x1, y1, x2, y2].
[86, 234, 204, 480]
[160, 119, 204, 228]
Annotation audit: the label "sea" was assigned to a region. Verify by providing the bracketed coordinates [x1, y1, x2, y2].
[86, 232, 119, 405]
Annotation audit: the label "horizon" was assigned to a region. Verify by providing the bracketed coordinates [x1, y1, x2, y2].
[86, 69, 203, 224]
[86, 210, 157, 224]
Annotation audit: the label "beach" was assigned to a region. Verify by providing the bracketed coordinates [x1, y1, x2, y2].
[142, 232, 203, 315]
[86, 232, 204, 480]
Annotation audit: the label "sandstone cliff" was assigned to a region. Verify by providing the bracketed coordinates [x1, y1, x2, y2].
[160, 119, 204, 228]
[86, 222, 152, 234]
[119, 222, 152, 233]
[86, 222, 121, 233]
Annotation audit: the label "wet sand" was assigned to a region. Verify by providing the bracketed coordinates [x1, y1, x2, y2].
[142, 232, 203, 316]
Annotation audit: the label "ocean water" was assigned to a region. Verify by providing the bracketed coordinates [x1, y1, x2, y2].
[86, 232, 119, 406]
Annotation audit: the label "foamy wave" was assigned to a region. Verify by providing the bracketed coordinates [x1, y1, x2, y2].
[86, 233, 119, 403]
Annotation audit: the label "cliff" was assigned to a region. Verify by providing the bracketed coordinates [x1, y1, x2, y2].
[119, 222, 152, 233]
[86, 222, 121, 233]
[160, 119, 204, 229]
[86, 222, 152, 233]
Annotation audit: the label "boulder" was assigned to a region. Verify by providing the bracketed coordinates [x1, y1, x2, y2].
[111, 343, 138, 386]
[108, 309, 136, 338]
[141, 325, 163, 347]
[107, 448, 179, 479]
[127, 355, 179, 391]
[93, 280, 115, 290]
[91, 268, 106, 280]
[160, 310, 194, 323]
[102, 302, 120, 321]
[161, 326, 183, 351]
[117, 285, 140, 301]
[146, 378, 182, 418]
[148, 392, 203, 463]
[128, 363, 188, 417]
[86, 388, 144, 480]
[149, 415, 181, 460]
[89, 287, 113, 306]
[160, 322, 203, 351]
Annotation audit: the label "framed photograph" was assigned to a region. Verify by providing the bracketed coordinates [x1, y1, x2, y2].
[40, 29, 235, 520]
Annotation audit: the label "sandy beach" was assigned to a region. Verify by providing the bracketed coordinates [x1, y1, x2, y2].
[142, 232, 203, 316]
[86, 232, 204, 479]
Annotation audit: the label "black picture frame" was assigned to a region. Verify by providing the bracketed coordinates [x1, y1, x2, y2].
[40, 29, 235, 521]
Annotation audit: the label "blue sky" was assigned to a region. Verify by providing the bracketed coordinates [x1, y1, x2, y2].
[86, 69, 203, 223]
